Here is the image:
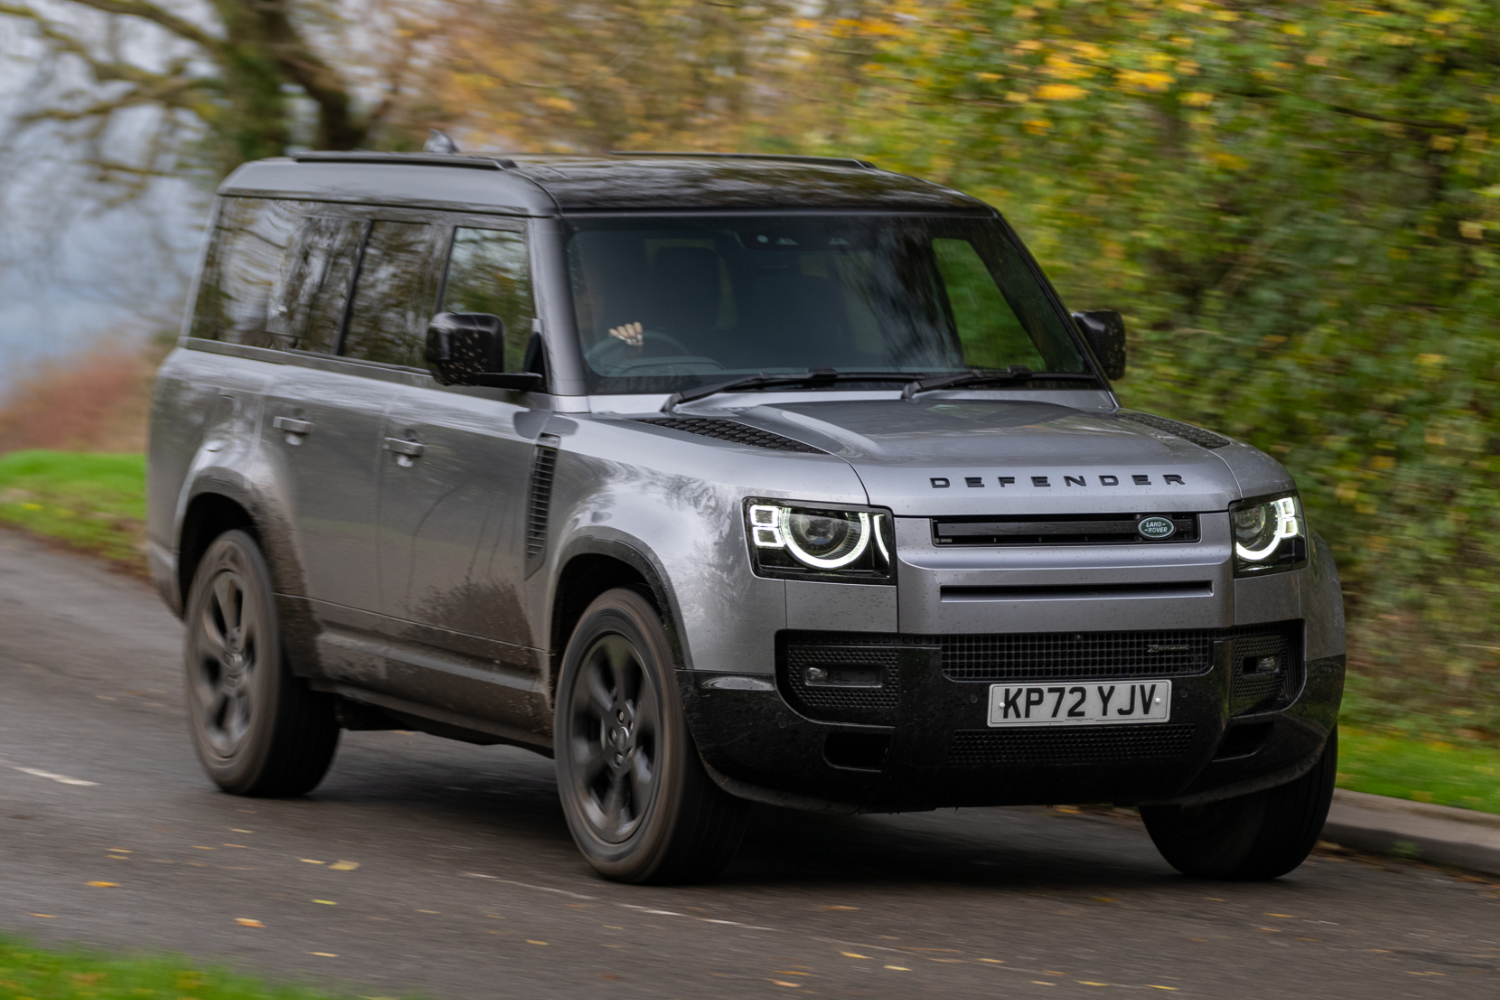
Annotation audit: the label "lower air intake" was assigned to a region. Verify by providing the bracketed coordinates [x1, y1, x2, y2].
[948, 724, 1197, 766]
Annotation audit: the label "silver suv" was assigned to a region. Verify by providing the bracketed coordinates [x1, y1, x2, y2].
[148, 151, 1344, 884]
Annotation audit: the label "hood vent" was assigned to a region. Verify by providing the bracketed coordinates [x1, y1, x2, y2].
[1118, 411, 1233, 449]
[637, 417, 826, 454]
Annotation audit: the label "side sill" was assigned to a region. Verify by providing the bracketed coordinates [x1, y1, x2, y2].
[310, 681, 553, 755]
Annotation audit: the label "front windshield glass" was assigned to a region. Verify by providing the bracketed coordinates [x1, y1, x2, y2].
[564, 213, 1090, 394]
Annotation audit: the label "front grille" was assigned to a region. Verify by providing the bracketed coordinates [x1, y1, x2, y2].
[949, 724, 1197, 766]
[636, 417, 826, 454]
[780, 644, 900, 725]
[1117, 411, 1233, 449]
[933, 513, 1200, 547]
[780, 622, 1302, 684]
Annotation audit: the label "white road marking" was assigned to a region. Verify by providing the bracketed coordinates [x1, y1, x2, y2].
[12, 766, 98, 786]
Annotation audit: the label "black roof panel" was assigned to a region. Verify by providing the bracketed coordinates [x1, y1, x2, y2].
[219, 153, 989, 216]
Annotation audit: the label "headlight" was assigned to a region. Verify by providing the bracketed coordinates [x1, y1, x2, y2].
[1230, 493, 1308, 577]
[745, 500, 894, 583]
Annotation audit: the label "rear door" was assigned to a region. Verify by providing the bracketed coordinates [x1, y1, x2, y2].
[372, 222, 548, 732]
[259, 208, 390, 650]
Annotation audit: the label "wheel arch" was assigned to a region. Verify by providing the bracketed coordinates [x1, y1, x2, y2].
[548, 537, 691, 702]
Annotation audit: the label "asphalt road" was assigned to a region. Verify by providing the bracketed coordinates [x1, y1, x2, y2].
[2, 529, 1498, 1000]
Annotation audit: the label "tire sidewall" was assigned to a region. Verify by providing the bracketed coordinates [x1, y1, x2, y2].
[183, 529, 286, 793]
[554, 588, 689, 881]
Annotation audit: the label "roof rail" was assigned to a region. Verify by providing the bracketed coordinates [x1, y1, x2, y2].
[608, 150, 877, 170]
[293, 151, 517, 170]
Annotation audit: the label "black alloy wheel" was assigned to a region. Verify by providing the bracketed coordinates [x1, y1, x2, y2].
[555, 588, 749, 883]
[1141, 727, 1338, 880]
[184, 529, 338, 796]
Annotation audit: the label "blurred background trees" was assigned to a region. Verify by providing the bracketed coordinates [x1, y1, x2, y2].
[1, 0, 1496, 737]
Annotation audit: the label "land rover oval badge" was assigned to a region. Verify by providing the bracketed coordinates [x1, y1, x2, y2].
[1137, 516, 1177, 540]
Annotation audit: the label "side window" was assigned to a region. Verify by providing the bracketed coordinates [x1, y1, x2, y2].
[268, 215, 364, 354]
[443, 228, 535, 372]
[933, 238, 1046, 371]
[190, 197, 300, 347]
[342, 221, 444, 366]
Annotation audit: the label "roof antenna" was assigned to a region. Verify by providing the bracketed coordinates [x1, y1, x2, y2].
[424, 130, 459, 154]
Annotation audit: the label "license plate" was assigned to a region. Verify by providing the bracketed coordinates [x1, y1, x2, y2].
[987, 680, 1172, 727]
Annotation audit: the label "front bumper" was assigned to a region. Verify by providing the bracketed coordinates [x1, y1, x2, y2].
[681, 624, 1343, 812]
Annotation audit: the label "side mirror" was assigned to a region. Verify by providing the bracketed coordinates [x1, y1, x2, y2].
[424, 313, 544, 391]
[1072, 309, 1127, 381]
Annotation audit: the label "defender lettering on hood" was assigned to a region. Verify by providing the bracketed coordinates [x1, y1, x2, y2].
[929, 474, 1188, 488]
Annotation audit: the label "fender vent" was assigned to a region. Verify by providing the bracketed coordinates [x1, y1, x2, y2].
[1118, 411, 1233, 449]
[525, 435, 559, 572]
[637, 417, 826, 454]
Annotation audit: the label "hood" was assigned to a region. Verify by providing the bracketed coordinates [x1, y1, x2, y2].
[728, 398, 1273, 516]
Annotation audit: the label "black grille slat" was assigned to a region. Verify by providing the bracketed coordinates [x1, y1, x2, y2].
[780, 622, 1302, 684]
[1118, 411, 1233, 449]
[949, 725, 1197, 766]
[637, 417, 826, 454]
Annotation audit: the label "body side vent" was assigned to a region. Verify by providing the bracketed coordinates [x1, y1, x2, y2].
[1118, 411, 1233, 449]
[525, 434, 560, 574]
[636, 417, 826, 454]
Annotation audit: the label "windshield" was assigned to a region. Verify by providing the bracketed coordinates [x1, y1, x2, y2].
[564, 213, 1090, 394]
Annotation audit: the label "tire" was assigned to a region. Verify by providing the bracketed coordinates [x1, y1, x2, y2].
[1141, 728, 1337, 880]
[183, 529, 339, 796]
[554, 588, 750, 884]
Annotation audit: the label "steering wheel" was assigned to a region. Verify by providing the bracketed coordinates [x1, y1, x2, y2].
[585, 328, 694, 368]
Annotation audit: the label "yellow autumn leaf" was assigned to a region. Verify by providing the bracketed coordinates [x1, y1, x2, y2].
[1182, 91, 1214, 107]
[236, 918, 264, 928]
[975, 71, 1001, 82]
[1211, 151, 1249, 170]
[1118, 69, 1174, 92]
[1459, 221, 1483, 239]
[1022, 118, 1052, 134]
[1036, 83, 1087, 101]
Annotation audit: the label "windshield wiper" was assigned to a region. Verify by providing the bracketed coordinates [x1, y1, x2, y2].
[900, 367, 1101, 400]
[663, 370, 920, 411]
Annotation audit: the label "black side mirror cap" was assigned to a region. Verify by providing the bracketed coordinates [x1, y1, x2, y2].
[1072, 309, 1127, 381]
[425, 312, 506, 386]
[471, 371, 545, 391]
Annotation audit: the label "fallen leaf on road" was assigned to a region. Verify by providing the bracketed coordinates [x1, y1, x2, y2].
[884, 966, 911, 972]
[301, 859, 325, 864]
[417, 909, 439, 914]
[978, 959, 1006, 964]
[1079, 982, 1108, 987]
[231, 829, 252, 834]
[840, 952, 870, 959]
[313, 900, 337, 905]
[1148, 987, 1179, 991]
[309, 953, 337, 958]
[330, 860, 359, 871]
[30, 913, 55, 918]
[224, 844, 248, 849]
[236, 918, 263, 928]
[86, 881, 119, 888]
[818, 905, 858, 911]
[193, 846, 214, 850]
[768, 981, 801, 988]
[526, 940, 548, 946]
[108, 848, 131, 853]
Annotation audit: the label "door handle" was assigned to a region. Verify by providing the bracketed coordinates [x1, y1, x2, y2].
[272, 416, 314, 444]
[384, 436, 425, 463]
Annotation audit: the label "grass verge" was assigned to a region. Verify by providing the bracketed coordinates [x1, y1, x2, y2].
[0, 937, 343, 1000]
[1337, 728, 1500, 815]
[0, 450, 146, 569]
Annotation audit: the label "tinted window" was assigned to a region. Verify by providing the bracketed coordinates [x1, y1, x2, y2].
[565, 214, 1087, 394]
[442, 228, 535, 373]
[268, 215, 364, 353]
[190, 197, 300, 346]
[341, 221, 444, 366]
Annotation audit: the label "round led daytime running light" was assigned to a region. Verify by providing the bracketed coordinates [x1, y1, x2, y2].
[1234, 496, 1300, 562]
[780, 509, 871, 569]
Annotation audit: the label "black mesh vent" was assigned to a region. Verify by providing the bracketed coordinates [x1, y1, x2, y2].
[780, 645, 899, 725]
[949, 725, 1196, 766]
[637, 417, 826, 454]
[1118, 411, 1233, 449]
[1231, 629, 1302, 714]
[779, 622, 1302, 684]
[525, 442, 557, 565]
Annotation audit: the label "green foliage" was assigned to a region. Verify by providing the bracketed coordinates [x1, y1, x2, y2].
[0, 937, 344, 1000]
[1339, 727, 1500, 814]
[824, 0, 1500, 732]
[0, 451, 146, 567]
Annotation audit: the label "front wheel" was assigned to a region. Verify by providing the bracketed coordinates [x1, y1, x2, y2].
[554, 588, 750, 883]
[1141, 728, 1337, 880]
[183, 529, 339, 796]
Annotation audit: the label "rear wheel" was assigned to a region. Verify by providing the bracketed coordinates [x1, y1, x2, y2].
[184, 529, 339, 796]
[555, 588, 750, 883]
[1141, 728, 1337, 880]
